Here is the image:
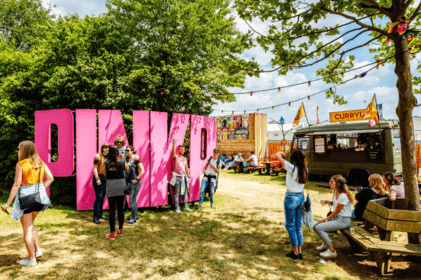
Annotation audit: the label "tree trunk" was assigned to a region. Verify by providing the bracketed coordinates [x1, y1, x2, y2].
[394, 38, 421, 244]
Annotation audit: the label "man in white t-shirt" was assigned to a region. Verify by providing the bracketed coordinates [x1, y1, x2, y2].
[246, 151, 259, 167]
[197, 148, 222, 210]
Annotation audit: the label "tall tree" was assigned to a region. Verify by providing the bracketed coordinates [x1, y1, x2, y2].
[0, 0, 54, 51]
[0, 0, 257, 193]
[234, 0, 421, 243]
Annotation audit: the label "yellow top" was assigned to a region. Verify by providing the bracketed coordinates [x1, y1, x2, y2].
[18, 159, 45, 186]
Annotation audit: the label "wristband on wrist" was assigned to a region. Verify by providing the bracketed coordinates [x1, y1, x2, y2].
[96, 177, 99, 180]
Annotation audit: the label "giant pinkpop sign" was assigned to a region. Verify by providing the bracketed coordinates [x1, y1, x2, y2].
[34, 110, 217, 210]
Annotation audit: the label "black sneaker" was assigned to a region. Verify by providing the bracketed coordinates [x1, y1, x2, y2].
[127, 219, 136, 225]
[298, 253, 303, 260]
[93, 217, 100, 224]
[100, 215, 108, 220]
[286, 251, 300, 260]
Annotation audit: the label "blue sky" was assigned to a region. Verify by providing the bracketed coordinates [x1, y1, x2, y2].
[42, 0, 421, 124]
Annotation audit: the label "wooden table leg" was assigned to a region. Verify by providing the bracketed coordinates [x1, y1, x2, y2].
[378, 228, 393, 241]
[373, 251, 392, 275]
[265, 164, 271, 175]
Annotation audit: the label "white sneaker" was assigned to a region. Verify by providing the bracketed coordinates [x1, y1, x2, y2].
[22, 250, 42, 261]
[319, 249, 337, 258]
[316, 243, 327, 251]
[19, 258, 37, 266]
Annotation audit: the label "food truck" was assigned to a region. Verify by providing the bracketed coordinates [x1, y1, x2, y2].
[288, 115, 401, 186]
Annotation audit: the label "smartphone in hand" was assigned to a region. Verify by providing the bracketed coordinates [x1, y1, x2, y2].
[4, 209, 9, 215]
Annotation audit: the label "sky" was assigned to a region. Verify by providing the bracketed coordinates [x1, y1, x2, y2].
[41, 0, 421, 124]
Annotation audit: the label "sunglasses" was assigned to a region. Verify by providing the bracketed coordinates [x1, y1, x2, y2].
[116, 141, 124, 144]
[125, 149, 131, 152]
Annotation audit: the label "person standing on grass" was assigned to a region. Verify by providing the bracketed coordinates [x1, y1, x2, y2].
[169, 139, 192, 214]
[274, 149, 307, 260]
[314, 175, 353, 259]
[105, 146, 130, 240]
[197, 148, 222, 210]
[125, 145, 145, 225]
[92, 142, 110, 224]
[1, 141, 54, 266]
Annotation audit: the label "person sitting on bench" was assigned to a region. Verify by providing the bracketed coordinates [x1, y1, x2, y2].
[245, 151, 259, 167]
[382, 172, 405, 201]
[224, 152, 237, 170]
[314, 175, 353, 259]
[352, 174, 387, 220]
[233, 153, 246, 172]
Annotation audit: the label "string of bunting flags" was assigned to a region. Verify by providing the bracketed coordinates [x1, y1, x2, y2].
[213, 48, 420, 115]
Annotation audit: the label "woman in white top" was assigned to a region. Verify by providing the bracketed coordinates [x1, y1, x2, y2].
[314, 175, 353, 258]
[275, 149, 307, 260]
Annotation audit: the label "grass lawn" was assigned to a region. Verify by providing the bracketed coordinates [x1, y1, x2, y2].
[0, 170, 420, 279]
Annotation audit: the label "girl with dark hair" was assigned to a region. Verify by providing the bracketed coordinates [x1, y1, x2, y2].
[92, 142, 110, 224]
[125, 145, 145, 225]
[105, 145, 129, 240]
[274, 149, 307, 260]
[383, 172, 405, 201]
[1, 141, 54, 266]
[314, 175, 353, 258]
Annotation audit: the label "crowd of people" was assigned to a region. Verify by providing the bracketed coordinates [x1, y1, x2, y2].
[0, 138, 408, 266]
[274, 149, 406, 260]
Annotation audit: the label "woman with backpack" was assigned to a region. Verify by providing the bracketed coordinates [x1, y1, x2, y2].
[274, 149, 307, 260]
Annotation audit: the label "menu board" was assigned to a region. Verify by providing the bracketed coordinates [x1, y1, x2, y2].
[315, 137, 325, 154]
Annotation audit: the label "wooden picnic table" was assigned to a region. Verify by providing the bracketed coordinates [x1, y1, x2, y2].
[260, 161, 280, 175]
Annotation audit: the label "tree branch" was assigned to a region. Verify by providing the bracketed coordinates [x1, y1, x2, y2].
[409, 2, 421, 24]
[364, 0, 392, 18]
[320, 4, 390, 37]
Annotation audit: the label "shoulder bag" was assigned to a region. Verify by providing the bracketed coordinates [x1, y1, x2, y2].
[19, 165, 43, 210]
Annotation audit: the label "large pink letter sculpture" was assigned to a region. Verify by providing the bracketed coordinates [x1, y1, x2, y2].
[35, 109, 74, 196]
[34, 109, 216, 210]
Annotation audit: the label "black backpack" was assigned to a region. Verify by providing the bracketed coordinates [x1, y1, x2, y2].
[204, 156, 220, 194]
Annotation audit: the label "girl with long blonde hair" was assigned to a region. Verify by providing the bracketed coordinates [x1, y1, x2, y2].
[1, 141, 54, 266]
[352, 174, 387, 220]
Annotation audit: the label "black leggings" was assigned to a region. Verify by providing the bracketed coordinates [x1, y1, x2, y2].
[108, 196, 125, 233]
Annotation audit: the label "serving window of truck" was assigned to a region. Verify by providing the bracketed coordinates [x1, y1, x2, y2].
[289, 120, 402, 187]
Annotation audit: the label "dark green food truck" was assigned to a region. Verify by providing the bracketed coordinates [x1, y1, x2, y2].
[288, 121, 402, 186]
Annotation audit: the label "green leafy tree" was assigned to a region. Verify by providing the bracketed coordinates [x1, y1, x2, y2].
[0, 0, 54, 51]
[234, 0, 421, 243]
[0, 0, 257, 205]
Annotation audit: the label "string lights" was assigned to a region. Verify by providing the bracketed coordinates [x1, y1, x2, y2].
[213, 49, 420, 114]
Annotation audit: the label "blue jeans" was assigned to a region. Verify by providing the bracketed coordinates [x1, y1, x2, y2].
[284, 192, 304, 247]
[199, 178, 215, 204]
[93, 174, 107, 218]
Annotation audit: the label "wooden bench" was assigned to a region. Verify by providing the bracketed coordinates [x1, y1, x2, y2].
[245, 165, 266, 175]
[272, 167, 286, 176]
[340, 198, 421, 275]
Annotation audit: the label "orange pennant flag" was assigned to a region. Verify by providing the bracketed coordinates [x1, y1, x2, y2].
[293, 103, 306, 127]
[364, 94, 379, 127]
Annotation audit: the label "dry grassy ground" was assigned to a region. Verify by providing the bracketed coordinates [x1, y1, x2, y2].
[1, 171, 420, 280]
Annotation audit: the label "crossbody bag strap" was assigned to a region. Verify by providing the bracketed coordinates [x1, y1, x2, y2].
[37, 163, 43, 193]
